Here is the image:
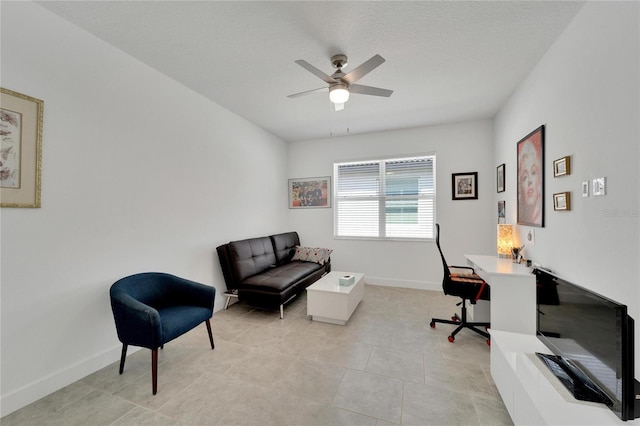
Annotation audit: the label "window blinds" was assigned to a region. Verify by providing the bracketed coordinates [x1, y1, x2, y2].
[334, 156, 436, 239]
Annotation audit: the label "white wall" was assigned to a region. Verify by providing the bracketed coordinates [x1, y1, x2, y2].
[1, 2, 289, 416]
[288, 120, 496, 290]
[495, 1, 640, 364]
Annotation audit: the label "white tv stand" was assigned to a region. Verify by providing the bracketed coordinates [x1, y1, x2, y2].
[463, 255, 633, 425]
[491, 330, 630, 425]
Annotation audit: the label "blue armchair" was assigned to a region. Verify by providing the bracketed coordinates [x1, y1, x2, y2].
[110, 272, 216, 394]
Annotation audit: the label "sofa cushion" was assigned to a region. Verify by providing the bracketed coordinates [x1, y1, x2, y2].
[229, 237, 277, 282]
[239, 261, 324, 293]
[270, 231, 300, 265]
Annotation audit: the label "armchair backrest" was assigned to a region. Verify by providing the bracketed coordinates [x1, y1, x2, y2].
[111, 272, 179, 309]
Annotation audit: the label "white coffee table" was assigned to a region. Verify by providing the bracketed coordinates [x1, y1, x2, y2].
[306, 271, 365, 325]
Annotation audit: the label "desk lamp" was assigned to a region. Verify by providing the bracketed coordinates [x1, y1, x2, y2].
[497, 224, 514, 258]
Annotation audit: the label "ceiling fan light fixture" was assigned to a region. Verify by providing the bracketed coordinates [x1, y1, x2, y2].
[329, 83, 350, 104]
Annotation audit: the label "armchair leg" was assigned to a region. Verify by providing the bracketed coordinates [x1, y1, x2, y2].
[119, 344, 128, 374]
[205, 319, 215, 349]
[151, 348, 158, 395]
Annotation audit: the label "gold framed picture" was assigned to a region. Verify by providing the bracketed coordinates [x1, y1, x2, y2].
[553, 156, 571, 177]
[553, 192, 571, 211]
[1, 88, 44, 208]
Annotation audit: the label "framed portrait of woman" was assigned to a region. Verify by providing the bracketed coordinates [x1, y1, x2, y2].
[517, 125, 544, 227]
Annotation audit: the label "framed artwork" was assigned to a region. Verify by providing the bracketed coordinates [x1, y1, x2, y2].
[288, 176, 331, 208]
[497, 163, 505, 193]
[517, 125, 544, 227]
[452, 172, 478, 200]
[1, 88, 43, 208]
[498, 200, 506, 223]
[553, 192, 571, 211]
[553, 156, 571, 177]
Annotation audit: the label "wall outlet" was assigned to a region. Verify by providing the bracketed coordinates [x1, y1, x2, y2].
[525, 229, 536, 245]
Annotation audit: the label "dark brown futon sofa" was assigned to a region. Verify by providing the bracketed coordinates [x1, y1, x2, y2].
[216, 231, 331, 318]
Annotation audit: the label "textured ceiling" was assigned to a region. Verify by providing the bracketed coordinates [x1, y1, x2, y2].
[37, 1, 585, 142]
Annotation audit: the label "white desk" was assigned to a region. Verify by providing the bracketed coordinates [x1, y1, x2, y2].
[465, 255, 536, 335]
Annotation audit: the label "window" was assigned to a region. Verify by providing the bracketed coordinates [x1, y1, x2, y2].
[334, 155, 436, 240]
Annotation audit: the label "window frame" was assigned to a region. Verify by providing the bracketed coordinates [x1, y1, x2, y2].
[333, 153, 437, 242]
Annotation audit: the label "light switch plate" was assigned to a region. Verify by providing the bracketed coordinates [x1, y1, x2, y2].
[593, 177, 606, 196]
[582, 181, 589, 197]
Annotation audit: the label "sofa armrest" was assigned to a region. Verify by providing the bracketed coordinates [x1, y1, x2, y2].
[216, 243, 239, 290]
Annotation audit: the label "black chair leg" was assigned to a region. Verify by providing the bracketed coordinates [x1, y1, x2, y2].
[430, 299, 490, 342]
[151, 348, 158, 395]
[205, 319, 215, 350]
[119, 344, 127, 374]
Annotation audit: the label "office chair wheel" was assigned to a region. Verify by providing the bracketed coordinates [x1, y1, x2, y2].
[448, 335, 455, 343]
[486, 339, 491, 346]
[451, 316, 459, 322]
[429, 321, 435, 328]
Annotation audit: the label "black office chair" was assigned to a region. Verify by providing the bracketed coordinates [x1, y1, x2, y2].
[429, 223, 490, 344]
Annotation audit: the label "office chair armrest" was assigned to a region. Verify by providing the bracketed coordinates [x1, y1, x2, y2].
[448, 265, 476, 275]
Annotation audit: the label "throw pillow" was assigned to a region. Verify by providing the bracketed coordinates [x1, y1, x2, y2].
[292, 246, 333, 265]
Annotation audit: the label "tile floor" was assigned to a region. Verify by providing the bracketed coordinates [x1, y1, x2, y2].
[2, 285, 514, 425]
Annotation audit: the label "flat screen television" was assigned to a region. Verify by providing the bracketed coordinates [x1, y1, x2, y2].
[535, 267, 640, 421]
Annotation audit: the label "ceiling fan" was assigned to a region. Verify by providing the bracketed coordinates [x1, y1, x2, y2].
[288, 54, 393, 111]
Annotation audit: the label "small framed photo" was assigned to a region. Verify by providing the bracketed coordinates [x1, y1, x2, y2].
[553, 192, 571, 211]
[553, 156, 571, 177]
[288, 176, 331, 208]
[498, 200, 506, 222]
[496, 163, 505, 193]
[452, 172, 478, 200]
[582, 180, 589, 197]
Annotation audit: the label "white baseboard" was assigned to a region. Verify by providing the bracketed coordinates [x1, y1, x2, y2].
[364, 276, 441, 292]
[0, 343, 128, 418]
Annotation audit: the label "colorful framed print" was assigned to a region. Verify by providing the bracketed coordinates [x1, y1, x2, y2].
[288, 176, 331, 208]
[517, 125, 544, 227]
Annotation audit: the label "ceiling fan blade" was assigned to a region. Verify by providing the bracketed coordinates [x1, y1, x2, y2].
[295, 60, 336, 84]
[287, 87, 328, 98]
[349, 83, 393, 97]
[342, 54, 385, 84]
